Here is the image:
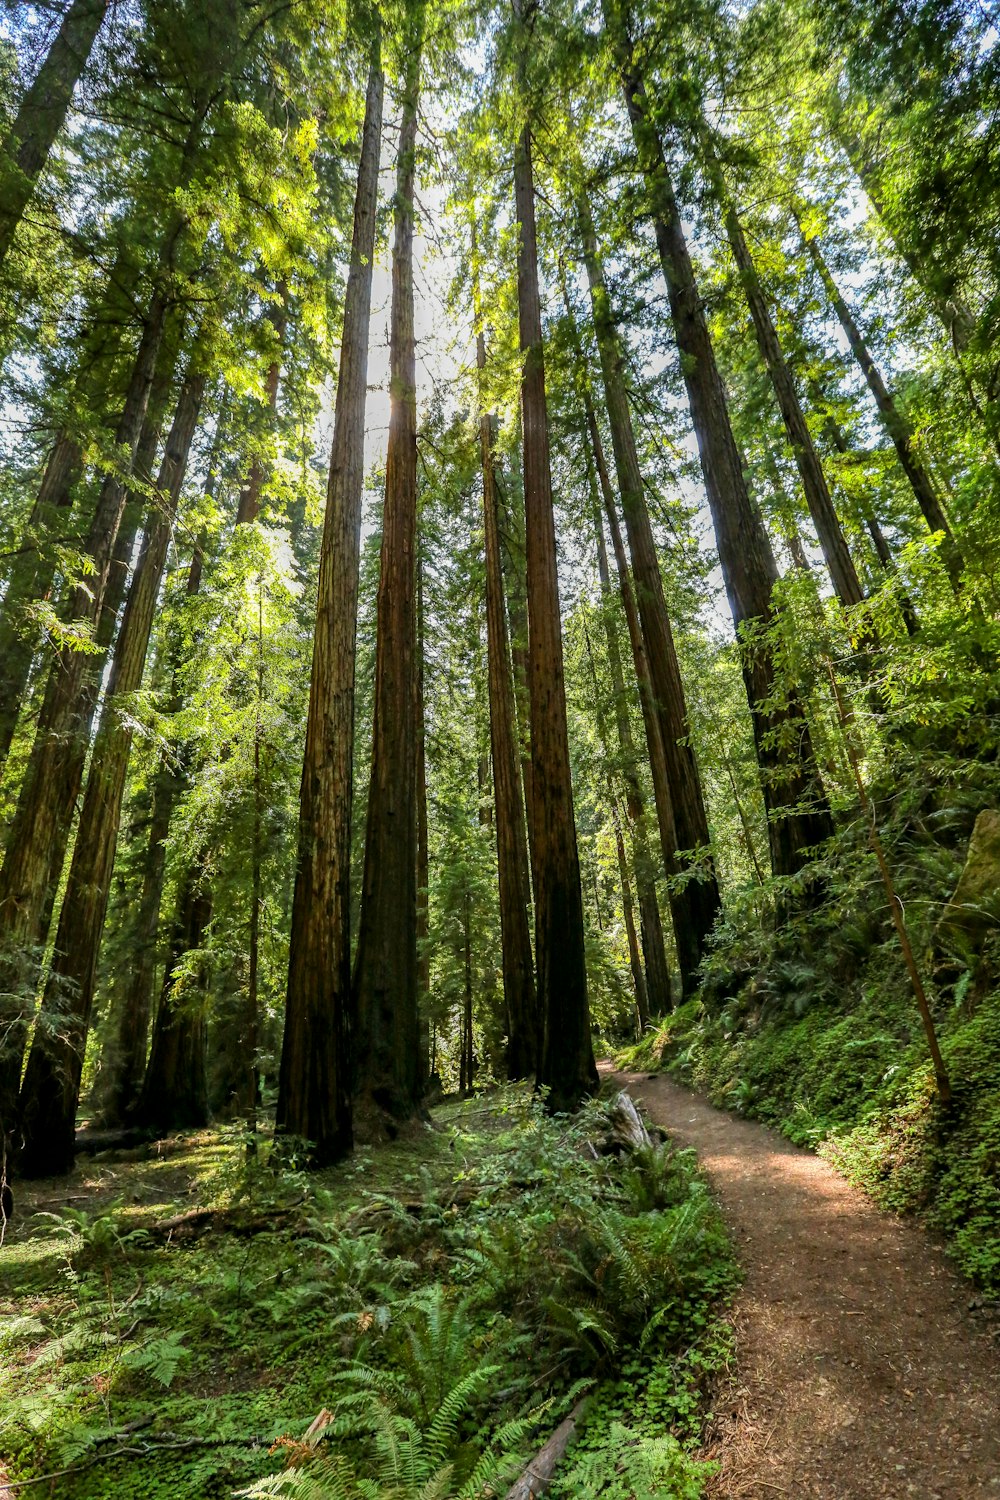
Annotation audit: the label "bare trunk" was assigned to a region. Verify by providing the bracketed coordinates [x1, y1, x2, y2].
[0, 0, 109, 266]
[513, 0, 596, 1113]
[498, 447, 536, 874]
[719, 191, 866, 610]
[607, 3, 834, 882]
[0, 434, 82, 769]
[0, 292, 172, 1152]
[416, 558, 431, 1090]
[16, 363, 206, 1176]
[801, 227, 965, 591]
[353, 6, 424, 1127]
[578, 210, 720, 984]
[582, 618, 650, 1029]
[278, 50, 383, 1161]
[473, 254, 538, 1079]
[134, 861, 211, 1132]
[462, 890, 475, 1095]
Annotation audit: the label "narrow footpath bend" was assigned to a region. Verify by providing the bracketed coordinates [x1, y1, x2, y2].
[608, 1067, 1000, 1500]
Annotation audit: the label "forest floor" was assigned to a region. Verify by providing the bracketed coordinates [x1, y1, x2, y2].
[608, 1065, 1000, 1499]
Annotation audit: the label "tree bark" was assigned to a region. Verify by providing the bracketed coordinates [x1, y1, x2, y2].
[352, 5, 424, 1128]
[277, 47, 383, 1161]
[0, 434, 82, 770]
[416, 556, 431, 1090]
[585, 441, 671, 1017]
[814, 390, 921, 636]
[513, 0, 596, 1113]
[16, 360, 207, 1176]
[0, 289, 173, 1153]
[133, 858, 212, 1132]
[606, 2, 834, 882]
[497, 446, 536, 874]
[801, 225, 965, 591]
[0, 0, 110, 266]
[582, 618, 650, 1030]
[578, 210, 720, 983]
[717, 191, 866, 610]
[473, 255, 538, 1080]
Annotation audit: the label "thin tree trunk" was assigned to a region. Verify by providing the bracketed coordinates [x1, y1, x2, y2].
[582, 618, 650, 1029]
[462, 890, 474, 1095]
[16, 362, 207, 1176]
[0, 0, 109, 266]
[353, 5, 424, 1127]
[245, 580, 263, 1155]
[134, 861, 212, 1132]
[577, 211, 721, 984]
[416, 556, 431, 1090]
[104, 769, 172, 1125]
[473, 251, 538, 1079]
[563, 310, 673, 1018]
[815, 392, 922, 636]
[513, 0, 596, 1113]
[606, 2, 834, 882]
[612, 789, 648, 1034]
[277, 49, 383, 1162]
[717, 190, 866, 610]
[800, 225, 965, 591]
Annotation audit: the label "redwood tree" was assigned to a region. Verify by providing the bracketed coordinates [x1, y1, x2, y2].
[606, 0, 834, 882]
[512, 0, 596, 1112]
[278, 39, 384, 1161]
[352, 1, 426, 1127]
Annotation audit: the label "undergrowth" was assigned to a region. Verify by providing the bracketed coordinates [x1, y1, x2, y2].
[620, 769, 1000, 1294]
[0, 1087, 737, 1497]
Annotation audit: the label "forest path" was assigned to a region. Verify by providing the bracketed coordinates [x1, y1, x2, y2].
[604, 1066, 1000, 1499]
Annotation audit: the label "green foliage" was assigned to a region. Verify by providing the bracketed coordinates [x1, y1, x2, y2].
[550, 1422, 710, 1500]
[0, 1091, 735, 1497]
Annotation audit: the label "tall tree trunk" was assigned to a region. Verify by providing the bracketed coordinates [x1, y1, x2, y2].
[0, 434, 82, 770]
[584, 436, 671, 1016]
[16, 362, 207, 1176]
[606, 1, 834, 882]
[103, 769, 172, 1125]
[277, 49, 382, 1162]
[716, 189, 866, 611]
[461, 890, 474, 1095]
[582, 618, 650, 1029]
[814, 390, 922, 636]
[134, 861, 211, 1132]
[0, 290, 172, 1153]
[513, 0, 596, 1113]
[416, 557, 431, 1090]
[473, 254, 538, 1079]
[0, 0, 109, 267]
[497, 447, 536, 873]
[800, 225, 965, 591]
[578, 211, 720, 984]
[353, 5, 424, 1128]
[611, 787, 648, 1034]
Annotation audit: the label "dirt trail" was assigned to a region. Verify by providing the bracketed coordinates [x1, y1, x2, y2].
[608, 1067, 1000, 1500]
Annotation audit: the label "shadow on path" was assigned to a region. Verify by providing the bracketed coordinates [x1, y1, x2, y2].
[604, 1065, 1000, 1500]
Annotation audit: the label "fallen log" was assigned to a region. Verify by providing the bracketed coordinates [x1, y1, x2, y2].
[74, 1127, 154, 1157]
[505, 1398, 589, 1500]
